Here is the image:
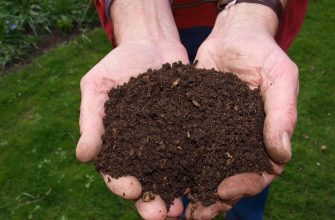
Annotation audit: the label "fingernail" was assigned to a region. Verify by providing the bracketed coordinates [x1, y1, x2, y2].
[281, 132, 292, 163]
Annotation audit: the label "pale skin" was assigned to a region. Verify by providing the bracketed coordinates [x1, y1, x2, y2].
[76, 0, 296, 219]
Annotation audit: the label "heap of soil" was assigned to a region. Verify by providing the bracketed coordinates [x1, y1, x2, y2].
[96, 62, 274, 208]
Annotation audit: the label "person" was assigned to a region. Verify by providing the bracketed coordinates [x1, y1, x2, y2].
[76, 0, 308, 219]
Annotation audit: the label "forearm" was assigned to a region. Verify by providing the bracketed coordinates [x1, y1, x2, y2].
[110, 0, 180, 45]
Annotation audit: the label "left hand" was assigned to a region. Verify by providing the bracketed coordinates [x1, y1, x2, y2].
[76, 40, 188, 220]
[186, 3, 298, 219]
[77, 1, 189, 219]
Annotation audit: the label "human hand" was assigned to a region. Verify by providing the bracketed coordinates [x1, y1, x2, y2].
[76, 39, 188, 219]
[76, 0, 189, 219]
[186, 3, 298, 219]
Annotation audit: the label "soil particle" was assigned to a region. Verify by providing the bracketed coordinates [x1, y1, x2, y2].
[142, 191, 155, 202]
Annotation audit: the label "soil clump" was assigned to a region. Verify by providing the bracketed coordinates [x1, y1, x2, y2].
[96, 62, 274, 208]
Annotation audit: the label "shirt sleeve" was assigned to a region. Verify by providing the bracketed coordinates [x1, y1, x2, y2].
[276, 0, 309, 52]
[94, 0, 115, 45]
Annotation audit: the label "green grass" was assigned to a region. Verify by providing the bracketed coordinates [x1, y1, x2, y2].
[0, 29, 138, 219]
[265, 1, 335, 219]
[0, 1, 334, 219]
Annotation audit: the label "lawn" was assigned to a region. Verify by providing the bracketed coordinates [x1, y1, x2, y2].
[0, 1, 334, 219]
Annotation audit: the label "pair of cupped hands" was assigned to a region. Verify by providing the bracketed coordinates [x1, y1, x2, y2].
[76, 4, 298, 220]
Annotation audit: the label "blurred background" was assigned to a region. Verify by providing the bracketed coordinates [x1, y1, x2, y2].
[0, 0, 334, 219]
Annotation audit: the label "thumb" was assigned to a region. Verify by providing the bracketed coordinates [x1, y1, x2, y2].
[76, 73, 118, 162]
[262, 54, 299, 164]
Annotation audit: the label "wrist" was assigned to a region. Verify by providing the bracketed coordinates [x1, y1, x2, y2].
[111, 0, 181, 45]
[212, 2, 282, 39]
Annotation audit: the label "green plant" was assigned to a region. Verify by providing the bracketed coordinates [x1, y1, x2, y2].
[0, 0, 98, 69]
[56, 15, 73, 33]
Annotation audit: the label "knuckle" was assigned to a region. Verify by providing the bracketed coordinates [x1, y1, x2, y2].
[76, 144, 91, 162]
[284, 151, 292, 163]
[80, 73, 95, 90]
[253, 183, 264, 195]
[287, 104, 298, 124]
[284, 59, 299, 81]
[80, 74, 90, 91]
[290, 62, 299, 77]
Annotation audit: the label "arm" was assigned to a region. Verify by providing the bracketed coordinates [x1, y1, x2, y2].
[76, 1, 187, 219]
[187, 1, 299, 218]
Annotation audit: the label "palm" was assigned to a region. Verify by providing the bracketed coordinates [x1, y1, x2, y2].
[197, 30, 298, 161]
[77, 40, 188, 161]
[77, 40, 188, 219]
[186, 30, 299, 218]
[197, 30, 292, 86]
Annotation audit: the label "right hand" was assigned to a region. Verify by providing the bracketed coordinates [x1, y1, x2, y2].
[185, 3, 297, 219]
[76, 39, 189, 219]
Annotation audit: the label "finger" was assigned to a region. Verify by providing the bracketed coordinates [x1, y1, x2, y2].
[102, 175, 142, 200]
[167, 197, 184, 218]
[185, 203, 201, 220]
[76, 114, 104, 162]
[262, 53, 299, 164]
[76, 73, 118, 162]
[218, 173, 264, 201]
[194, 41, 220, 71]
[185, 202, 231, 220]
[135, 195, 167, 220]
[218, 167, 282, 201]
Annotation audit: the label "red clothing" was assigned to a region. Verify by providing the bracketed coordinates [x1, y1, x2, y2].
[94, 0, 309, 52]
